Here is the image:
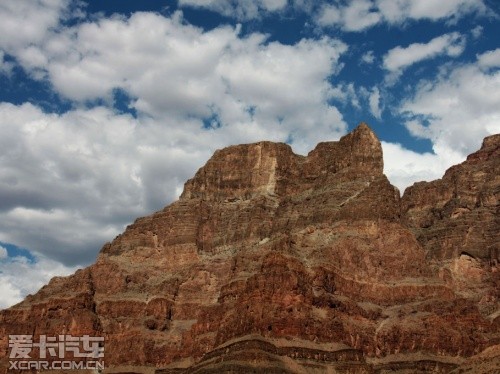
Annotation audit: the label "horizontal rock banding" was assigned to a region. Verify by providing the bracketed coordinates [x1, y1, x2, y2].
[1, 123, 498, 373]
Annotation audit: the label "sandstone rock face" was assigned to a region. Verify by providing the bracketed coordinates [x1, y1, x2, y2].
[402, 135, 500, 313]
[402, 134, 499, 262]
[1, 123, 499, 373]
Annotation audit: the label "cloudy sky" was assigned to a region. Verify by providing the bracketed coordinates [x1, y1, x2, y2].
[0, 0, 499, 308]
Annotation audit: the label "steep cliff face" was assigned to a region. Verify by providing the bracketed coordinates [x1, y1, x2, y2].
[1, 124, 498, 373]
[402, 134, 500, 309]
[402, 134, 499, 262]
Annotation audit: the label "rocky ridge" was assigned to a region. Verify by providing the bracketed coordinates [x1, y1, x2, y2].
[0, 123, 499, 373]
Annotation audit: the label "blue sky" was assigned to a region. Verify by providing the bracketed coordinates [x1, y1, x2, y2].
[0, 0, 499, 308]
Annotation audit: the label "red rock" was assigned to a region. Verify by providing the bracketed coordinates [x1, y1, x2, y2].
[0, 124, 498, 373]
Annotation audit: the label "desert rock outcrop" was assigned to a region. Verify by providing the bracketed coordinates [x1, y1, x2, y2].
[1, 124, 498, 373]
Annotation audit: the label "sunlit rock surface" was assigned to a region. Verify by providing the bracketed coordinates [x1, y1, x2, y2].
[1, 124, 498, 373]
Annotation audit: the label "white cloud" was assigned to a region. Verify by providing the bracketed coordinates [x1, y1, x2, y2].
[317, 0, 381, 31]
[0, 51, 14, 76]
[178, 0, 287, 20]
[0, 254, 78, 309]
[12, 12, 347, 154]
[382, 141, 455, 193]
[361, 50, 375, 64]
[477, 48, 500, 69]
[0, 282, 21, 309]
[368, 87, 382, 119]
[0, 103, 211, 266]
[344, 1, 382, 31]
[330, 83, 361, 109]
[0, 0, 70, 54]
[401, 57, 500, 165]
[0, 245, 7, 259]
[261, 0, 288, 12]
[179, 0, 489, 27]
[318, 0, 488, 31]
[376, 0, 487, 24]
[471, 25, 483, 39]
[332, 84, 382, 120]
[0, 0, 495, 311]
[0, 10, 349, 270]
[384, 45, 500, 195]
[0, 21, 348, 300]
[317, 4, 341, 26]
[383, 32, 466, 81]
[182, 0, 491, 31]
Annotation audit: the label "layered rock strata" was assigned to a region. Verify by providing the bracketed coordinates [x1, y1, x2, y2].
[1, 124, 498, 373]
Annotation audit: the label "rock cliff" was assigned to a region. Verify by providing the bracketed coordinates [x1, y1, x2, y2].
[1, 123, 498, 373]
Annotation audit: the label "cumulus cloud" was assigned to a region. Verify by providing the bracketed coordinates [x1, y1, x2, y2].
[319, 0, 489, 31]
[0, 9, 349, 270]
[317, 0, 381, 31]
[400, 54, 500, 167]
[8, 12, 347, 155]
[179, 0, 488, 28]
[333, 0, 488, 31]
[0, 4, 351, 308]
[376, 0, 487, 24]
[0, 245, 7, 259]
[0, 0, 495, 311]
[477, 48, 500, 69]
[381, 141, 457, 193]
[184, 0, 489, 30]
[383, 32, 466, 81]
[384, 46, 500, 196]
[0, 103, 215, 266]
[0, 0, 71, 54]
[178, 0, 288, 20]
[0, 254, 78, 309]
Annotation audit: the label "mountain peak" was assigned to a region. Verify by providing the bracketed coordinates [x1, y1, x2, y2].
[181, 123, 384, 201]
[354, 121, 374, 133]
[306, 122, 383, 178]
[2, 126, 498, 373]
[348, 121, 380, 149]
[481, 133, 500, 150]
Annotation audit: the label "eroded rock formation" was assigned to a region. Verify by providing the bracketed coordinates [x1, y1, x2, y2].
[1, 123, 498, 373]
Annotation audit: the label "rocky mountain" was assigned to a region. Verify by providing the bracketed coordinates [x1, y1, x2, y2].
[1, 123, 499, 373]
